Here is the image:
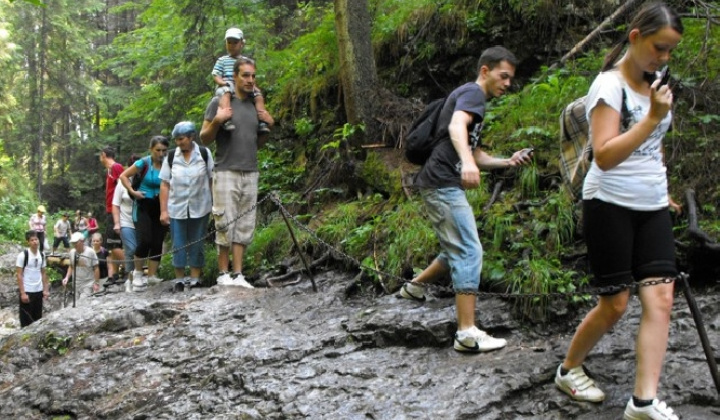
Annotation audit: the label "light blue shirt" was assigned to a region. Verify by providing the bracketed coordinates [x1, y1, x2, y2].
[159, 142, 214, 220]
[135, 158, 162, 199]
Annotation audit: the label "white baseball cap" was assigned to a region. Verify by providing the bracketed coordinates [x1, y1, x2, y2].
[70, 232, 85, 244]
[225, 28, 244, 40]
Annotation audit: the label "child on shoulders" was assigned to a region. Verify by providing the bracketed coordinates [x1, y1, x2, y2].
[212, 27, 270, 134]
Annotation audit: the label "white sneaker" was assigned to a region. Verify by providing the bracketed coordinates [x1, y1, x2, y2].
[132, 275, 147, 292]
[453, 326, 506, 353]
[399, 282, 426, 302]
[624, 398, 678, 420]
[555, 365, 605, 402]
[146, 275, 163, 285]
[216, 272, 232, 286]
[228, 273, 254, 289]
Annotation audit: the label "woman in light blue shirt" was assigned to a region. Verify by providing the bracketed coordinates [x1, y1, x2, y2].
[160, 121, 214, 286]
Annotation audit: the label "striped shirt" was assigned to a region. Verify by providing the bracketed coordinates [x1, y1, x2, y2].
[211, 55, 248, 83]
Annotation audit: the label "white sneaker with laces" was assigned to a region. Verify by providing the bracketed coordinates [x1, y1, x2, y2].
[555, 365, 605, 402]
[454, 326, 507, 353]
[229, 273, 254, 289]
[216, 272, 232, 286]
[624, 398, 678, 420]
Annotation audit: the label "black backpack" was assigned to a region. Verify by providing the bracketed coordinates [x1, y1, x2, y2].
[404, 97, 447, 165]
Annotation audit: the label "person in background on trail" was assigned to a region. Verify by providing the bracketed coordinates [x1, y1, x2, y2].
[63, 231, 100, 294]
[212, 27, 271, 135]
[74, 210, 88, 241]
[98, 146, 126, 284]
[554, 4, 684, 420]
[397, 46, 532, 353]
[86, 211, 99, 238]
[28, 205, 47, 254]
[160, 121, 214, 288]
[17, 230, 49, 327]
[201, 57, 274, 289]
[91, 232, 109, 280]
[52, 213, 72, 255]
[119, 136, 170, 291]
[113, 154, 139, 288]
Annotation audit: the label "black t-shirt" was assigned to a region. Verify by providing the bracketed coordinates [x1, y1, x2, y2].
[96, 247, 108, 279]
[414, 82, 486, 189]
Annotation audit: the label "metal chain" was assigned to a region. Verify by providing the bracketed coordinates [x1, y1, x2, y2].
[69, 192, 679, 298]
[268, 194, 678, 298]
[73, 195, 272, 267]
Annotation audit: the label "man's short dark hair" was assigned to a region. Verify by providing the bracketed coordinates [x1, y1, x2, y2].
[25, 230, 38, 241]
[233, 57, 256, 74]
[100, 146, 116, 158]
[477, 46, 518, 71]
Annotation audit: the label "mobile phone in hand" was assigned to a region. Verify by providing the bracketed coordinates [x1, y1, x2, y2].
[657, 66, 671, 88]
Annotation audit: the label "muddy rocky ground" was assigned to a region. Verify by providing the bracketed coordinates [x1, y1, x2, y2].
[0, 244, 719, 419]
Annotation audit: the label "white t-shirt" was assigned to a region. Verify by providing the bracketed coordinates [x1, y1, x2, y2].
[583, 71, 672, 211]
[54, 219, 71, 237]
[112, 183, 134, 229]
[16, 249, 45, 293]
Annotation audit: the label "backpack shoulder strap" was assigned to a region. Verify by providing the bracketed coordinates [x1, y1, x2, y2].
[136, 156, 152, 181]
[199, 145, 209, 164]
[169, 146, 208, 168]
[22, 249, 42, 269]
[168, 149, 175, 168]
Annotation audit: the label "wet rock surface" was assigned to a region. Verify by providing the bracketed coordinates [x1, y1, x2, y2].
[0, 264, 719, 419]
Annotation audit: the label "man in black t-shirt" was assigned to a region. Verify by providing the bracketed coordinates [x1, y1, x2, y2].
[400, 46, 533, 353]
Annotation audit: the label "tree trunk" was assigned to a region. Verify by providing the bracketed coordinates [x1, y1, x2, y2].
[334, 0, 379, 147]
[36, 6, 47, 200]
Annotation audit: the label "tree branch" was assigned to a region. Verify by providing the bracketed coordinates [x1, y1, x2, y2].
[551, 0, 643, 70]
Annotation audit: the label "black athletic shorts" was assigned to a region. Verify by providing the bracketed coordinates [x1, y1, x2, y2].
[583, 199, 677, 293]
[104, 213, 123, 250]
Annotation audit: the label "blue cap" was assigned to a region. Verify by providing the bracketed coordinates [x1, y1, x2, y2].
[172, 121, 196, 138]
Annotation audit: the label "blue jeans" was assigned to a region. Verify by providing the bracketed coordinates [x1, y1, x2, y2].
[170, 216, 209, 269]
[120, 227, 137, 272]
[421, 187, 483, 293]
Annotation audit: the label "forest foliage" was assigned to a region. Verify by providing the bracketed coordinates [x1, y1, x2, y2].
[0, 0, 719, 318]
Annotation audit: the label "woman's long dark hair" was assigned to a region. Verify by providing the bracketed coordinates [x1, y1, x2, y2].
[601, 2, 684, 79]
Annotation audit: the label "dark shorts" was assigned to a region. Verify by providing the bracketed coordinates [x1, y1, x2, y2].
[104, 213, 123, 250]
[583, 199, 677, 293]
